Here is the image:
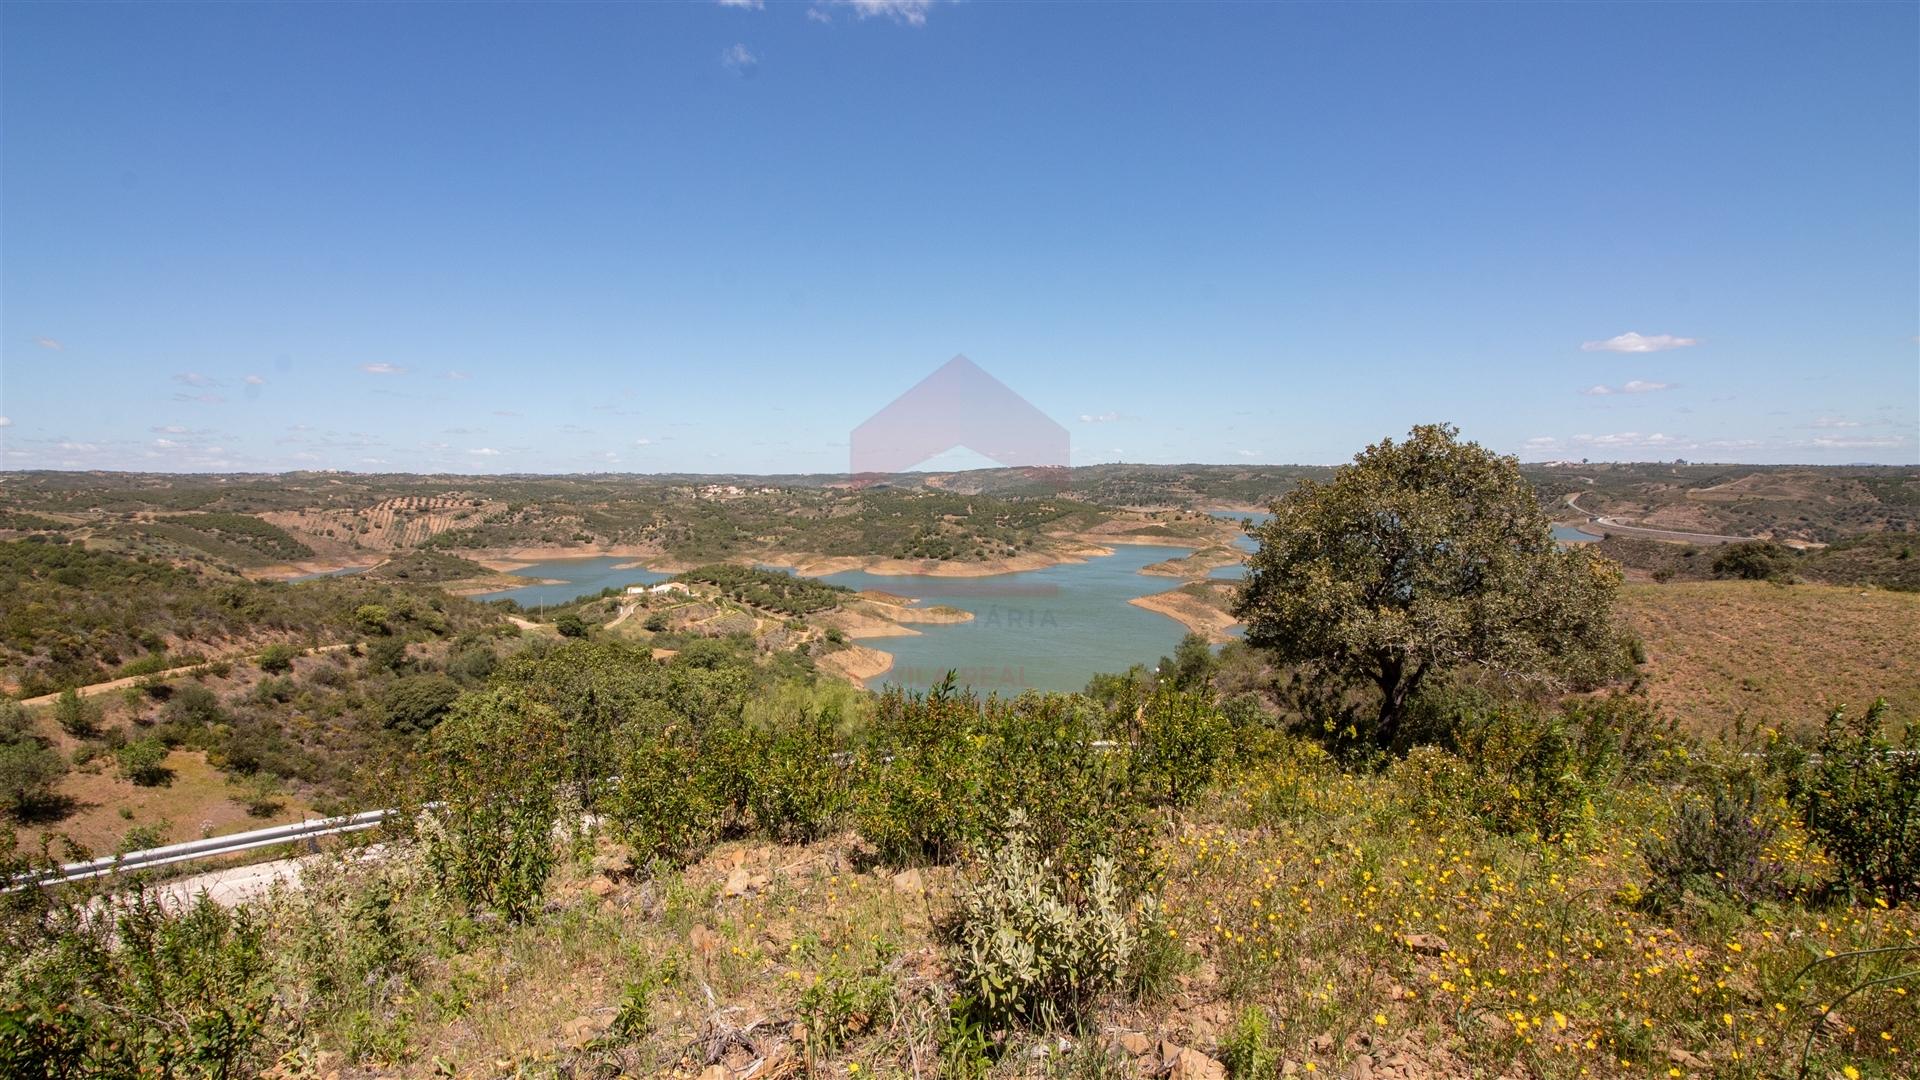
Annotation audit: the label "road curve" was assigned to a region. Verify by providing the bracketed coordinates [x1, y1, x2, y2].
[1563, 493, 1753, 547]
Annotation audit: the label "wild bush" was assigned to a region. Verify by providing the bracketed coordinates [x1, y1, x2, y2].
[52, 689, 99, 738]
[605, 724, 733, 865]
[1643, 769, 1785, 910]
[746, 708, 849, 844]
[422, 690, 563, 921]
[948, 815, 1134, 1032]
[1793, 698, 1919, 902]
[0, 706, 67, 819]
[0, 891, 273, 1079]
[255, 642, 298, 674]
[852, 678, 995, 865]
[115, 738, 172, 787]
[1128, 687, 1232, 808]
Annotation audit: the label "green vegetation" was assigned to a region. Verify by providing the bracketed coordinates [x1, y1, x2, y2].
[0, 450, 1916, 1078]
[675, 563, 852, 615]
[363, 550, 493, 584]
[1236, 424, 1623, 748]
[0, 538, 506, 695]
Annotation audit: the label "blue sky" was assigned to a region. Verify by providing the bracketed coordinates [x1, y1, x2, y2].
[2, 0, 1914, 473]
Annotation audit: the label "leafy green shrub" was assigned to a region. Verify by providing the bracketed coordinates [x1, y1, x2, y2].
[52, 689, 99, 738]
[1644, 771, 1784, 910]
[0, 704, 67, 818]
[422, 691, 563, 921]
[379, 674, 462, 735]
[852, 678, 994, 865]
[642, 611, 670, 633]
[605, 726, 733, 865]
[115, 738, 172, 787]
[1792, 699, 1919, 902]
[1218, 1005, 1280, 1079]
[1128, 687, 1231, 807]
[948, 815, 1135, 1032]
[746, 709, 849, 843]
[554, 612, 588, 638]
[0, 891, 273, 1079]
[353, 603, 391, 635]
[1712, 541, 1797, 581]
[255, 643, 298, 674]
[796, 952, 895, 1054]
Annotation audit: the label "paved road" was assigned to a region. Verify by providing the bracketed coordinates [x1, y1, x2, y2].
[1563, 494, 1752, 547]
[150, 854, 312, 908]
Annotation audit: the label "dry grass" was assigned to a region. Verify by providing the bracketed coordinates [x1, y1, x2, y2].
[1619, 580, 1920, 737]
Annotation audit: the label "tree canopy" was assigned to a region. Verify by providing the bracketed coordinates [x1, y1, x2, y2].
[1233, 423, 1621, 748]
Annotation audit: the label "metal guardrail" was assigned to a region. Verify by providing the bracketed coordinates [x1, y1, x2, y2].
[18, 808, 396, 889]
[17, 739, 1909, 890]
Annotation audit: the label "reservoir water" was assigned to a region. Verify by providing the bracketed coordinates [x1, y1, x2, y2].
[811, 543, 1206, 695]
[470, 556, 670, 608]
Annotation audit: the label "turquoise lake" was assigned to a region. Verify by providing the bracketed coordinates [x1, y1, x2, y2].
[812, 543, 1207, 695]
[470, 556, 670, 608]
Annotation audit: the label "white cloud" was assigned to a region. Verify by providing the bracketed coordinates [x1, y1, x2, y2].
[1801, 435, 1908, 450]
[443, 370, 472, 381]
[1809, 416, 1863, 429]
[173, 392, 225, 404]
[1581, 332, 1699, 353]
[807, 7, 832, 21]
[722, 43, 758, 74]
[359, 362, 405, 375]
[33, 337, 64, 351]
[634, 437, 655, 446]
[836, 0, 936, 24]
[243, 374, 266, 386]
[468, 447, 501, 456]
[1235, 449, 1260, 458]
[717, 0, 763, 7]
[152, 424, 190, 434]
[1582, 380, 1673, 396]
[0, 416, 11, 428]
[173, 372, 218, 387]
[1079, 411, 1122, 424]
[153, 438, 180, 449]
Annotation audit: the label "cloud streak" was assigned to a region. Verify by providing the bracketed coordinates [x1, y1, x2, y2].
[1581, 380, 1674, 396]
[1581, 332, 1698, 353]
[359, 362, 405, 375]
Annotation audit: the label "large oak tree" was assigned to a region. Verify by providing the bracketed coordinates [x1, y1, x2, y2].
[1233, 423, 1620, 748]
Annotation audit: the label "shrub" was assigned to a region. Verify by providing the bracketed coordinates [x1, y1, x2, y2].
[746, 709, 849, 843]
[256, 643, 298, 674]
[0, 705, 67, 818]
[642, 611, 670, 633]
[948, 815, 1134, 1032]
[554, 612, 588, 639]
[52, 689, 99, 738]
[1218, 1005, 1280, 1080]
[605, 725, 732, 865]
[0, 891, 273, 1078]
[353, 603, 391, 635]
[1644, 771, 1784, 910]
[422, 691, 563, 921]
[852, 678, 994, 865]
[380, 674, 462, 735]
[1793, 699, 1919, 903]
[1128, 687, 1231, 808]
[1712, 541, 1797, 581]
[116, 738, 172, 787]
